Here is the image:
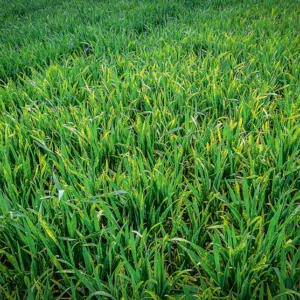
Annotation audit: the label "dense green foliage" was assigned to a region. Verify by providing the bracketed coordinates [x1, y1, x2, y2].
[0, 0, 299, 298]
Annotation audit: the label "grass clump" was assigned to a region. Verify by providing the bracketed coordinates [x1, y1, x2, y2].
[0, 0, 299, 298]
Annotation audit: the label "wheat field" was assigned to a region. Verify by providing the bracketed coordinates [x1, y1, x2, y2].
[0, 0, 299, 299]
